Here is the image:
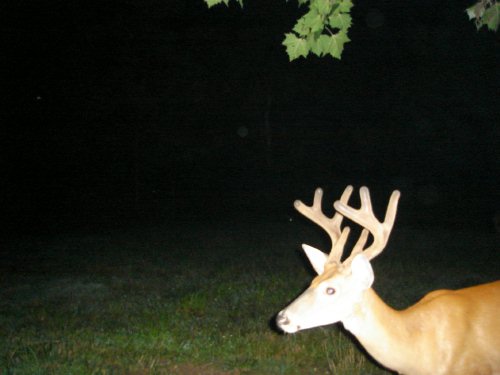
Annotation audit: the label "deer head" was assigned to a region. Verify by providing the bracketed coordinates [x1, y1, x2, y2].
[276, 186, 400, 333]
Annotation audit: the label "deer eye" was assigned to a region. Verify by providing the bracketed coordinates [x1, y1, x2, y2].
[326, 287, 336, 295]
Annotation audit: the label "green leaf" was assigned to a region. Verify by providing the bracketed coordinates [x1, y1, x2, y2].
[338, 0, 354, 13]
[312, 0, 333, 16]
[308, 35, 321, 56]
[303, 9, 325, 33]
[465, 3, 484, 20]
[313, 34, 331, 56]
[293, 17, 310, 36]
[282, 33, 310, 61]
[328, 13, 352, 30]
[326, 30, 350, 59]
[466, 2, 499, 32]
[204, 0, 243, 8]
[205, 0, 226, 7]
[483, 3, 500, 31]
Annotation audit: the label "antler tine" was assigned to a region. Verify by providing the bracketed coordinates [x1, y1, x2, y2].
[294, 186, 354, 262]
[343, 228, 369, 266]
[334, 187, 401, 262]
[330, 226, 351, 263]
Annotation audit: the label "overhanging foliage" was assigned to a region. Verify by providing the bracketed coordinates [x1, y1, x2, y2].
[205, 0, 498, 61]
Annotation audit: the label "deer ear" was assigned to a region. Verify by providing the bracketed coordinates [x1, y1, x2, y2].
[302, 244, 329, 275]
[351, 254, 374, 289]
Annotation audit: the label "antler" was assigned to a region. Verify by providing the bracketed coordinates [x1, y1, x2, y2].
[294, 185, 354, 263]
[335, 186, 401, 265]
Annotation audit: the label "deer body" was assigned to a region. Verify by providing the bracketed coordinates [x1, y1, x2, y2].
[276, 186, 500, 375]
[345, 281, 500, 375]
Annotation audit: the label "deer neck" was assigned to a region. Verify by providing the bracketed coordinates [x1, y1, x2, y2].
[342, 288, 415, 374]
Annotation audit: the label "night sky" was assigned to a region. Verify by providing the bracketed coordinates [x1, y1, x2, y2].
[4, 0, 499, 235]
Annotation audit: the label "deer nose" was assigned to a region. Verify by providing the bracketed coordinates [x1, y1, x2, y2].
[276, 311, 290, 327]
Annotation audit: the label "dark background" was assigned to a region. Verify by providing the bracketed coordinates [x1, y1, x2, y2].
[3, 0, 499, 236]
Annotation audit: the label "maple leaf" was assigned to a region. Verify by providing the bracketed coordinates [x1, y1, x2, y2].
[338, 0, 354, 13]
[293, 18, 310, 36]
[282, 33, 310, 61]
[466, 3, 485, 20]
[327, 30, 350, 59]
[314, 34, 333, 56]
[328, 13, 352, 30]
[483, 3, 500, 31]
[303, 9, 325, 34]
[205, 0, 226, 8]
[313, 0, 333, 16]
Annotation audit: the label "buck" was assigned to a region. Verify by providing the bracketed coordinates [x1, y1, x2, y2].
[276, 186, 500, 375]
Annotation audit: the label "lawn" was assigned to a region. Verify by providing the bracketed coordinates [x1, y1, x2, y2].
[1, 219, 498, 374]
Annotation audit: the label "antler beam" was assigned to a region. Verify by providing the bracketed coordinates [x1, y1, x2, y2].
[334, 186, 400, 263]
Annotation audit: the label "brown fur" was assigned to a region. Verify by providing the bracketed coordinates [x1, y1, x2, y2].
[348, 281, 500, 375]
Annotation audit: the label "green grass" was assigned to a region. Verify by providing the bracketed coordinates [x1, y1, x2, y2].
[1, 221, 498, 374]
